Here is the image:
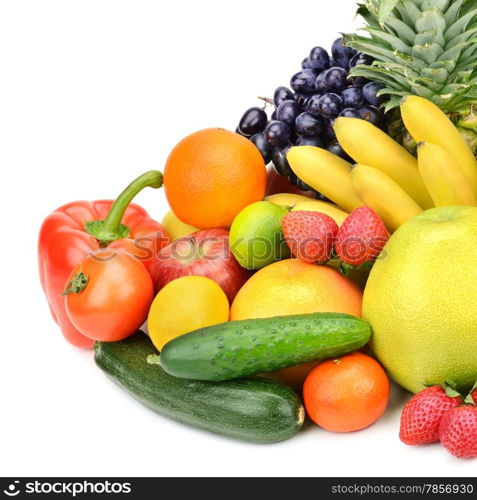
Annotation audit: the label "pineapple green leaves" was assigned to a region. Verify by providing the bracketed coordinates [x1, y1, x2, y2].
[379, 0, 400, 23]
[345, 0, 477, 115]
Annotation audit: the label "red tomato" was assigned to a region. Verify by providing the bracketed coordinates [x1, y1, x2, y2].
[64, 249, 154, 342]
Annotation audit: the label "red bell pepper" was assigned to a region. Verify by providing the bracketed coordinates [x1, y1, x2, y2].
[38, 170, 170, 348]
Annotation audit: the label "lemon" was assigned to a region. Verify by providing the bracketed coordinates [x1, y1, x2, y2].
[161, 210, 197, 241]
[148, 276, 229, 350]
[363, 206, 477, 393]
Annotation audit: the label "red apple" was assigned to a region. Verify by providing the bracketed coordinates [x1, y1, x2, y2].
[266, 165, 315, 197]
[148, 228, 251, 303]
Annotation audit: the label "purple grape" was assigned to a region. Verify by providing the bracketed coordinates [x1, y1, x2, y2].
[331, 38, 357, 70]
[358, 105, 384, 127]
[235, 126, 251, 138]
[272, 145, 293, 176]
[296, 178, 313, 191]
[288, 173, 299, 186]
[363, 82, 385, 107]
[339, 108, 362, 119]
[296, 135, 325, 147]
[317, 93, 343, 118]
[294, 93, 309, 106]
[276, 100, 301, 126]
[289, 130, 299, 145]
[323, 119, 337, 144]
[327, 141, 353, 162]
[264, 120, 291, 146]
[352, 76, 371, 88]
[250, 133, 273, 164]
[315, 72, 327, 94]
[309, 47, 330, 72]
[324, 67, 348, 93]
[302, 58, 312, 70]
[341, 87, 364, 108]
[305, 94, 322, 116]
[238, 107, 268, 136]
[291, 70, 317, 94]
[271, 110, 278, 120]
[295, 112, 324, 136]
[315, 192, 332, 202]
[349, 52, 374, 69]
[274, 86, 294, 107]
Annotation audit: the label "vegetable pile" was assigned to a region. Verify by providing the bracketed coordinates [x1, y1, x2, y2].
[38, 0, 477, 456]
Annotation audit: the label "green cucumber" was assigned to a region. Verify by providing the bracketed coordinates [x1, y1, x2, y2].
[94, 333, 304, 444]
[160, 312, 371, 381]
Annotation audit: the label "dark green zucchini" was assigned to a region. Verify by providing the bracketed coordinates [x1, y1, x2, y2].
[94, 333, 304, 444]
[160, 312, 371, 381]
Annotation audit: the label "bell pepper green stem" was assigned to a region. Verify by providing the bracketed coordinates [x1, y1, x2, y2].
[85, 170, 163, 244]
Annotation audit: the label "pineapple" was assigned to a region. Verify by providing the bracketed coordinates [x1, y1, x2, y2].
[345, 0, 477, 154]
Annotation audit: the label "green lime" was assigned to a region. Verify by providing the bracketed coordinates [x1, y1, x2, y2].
[230, 201, 290, 270]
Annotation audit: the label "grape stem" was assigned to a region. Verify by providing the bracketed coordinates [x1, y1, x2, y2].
[258, 96, 275, 107]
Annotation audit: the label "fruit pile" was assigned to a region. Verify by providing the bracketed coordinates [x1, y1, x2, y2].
[37, 0, 477, 459]
[236, 38, 385, 193]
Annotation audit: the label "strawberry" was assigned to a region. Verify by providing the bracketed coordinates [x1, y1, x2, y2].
[281, 211, 338, 264]
[399, 385, 462, 445]
[439, 406, 477, 459]
[465, 381, 477, 405]
[335, 206, 388, 267]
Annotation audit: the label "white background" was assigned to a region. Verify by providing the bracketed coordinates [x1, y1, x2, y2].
[1, 0, 474, 477]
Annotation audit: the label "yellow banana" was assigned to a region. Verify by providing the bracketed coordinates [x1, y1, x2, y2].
[417, 142, 476, 207]
[265, 193, 315, 206]
[401, 95, 477, 198]
[334, 117, 433, 209]
[351, 164, 422, 232]
[286, 146, 363, 213]
[266, 193, 349, 225]
[292, 201, 349, 226]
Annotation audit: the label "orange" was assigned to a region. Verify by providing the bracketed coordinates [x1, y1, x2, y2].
[164, 128, 267, 229]
[231, 259, 363, 388]
[303, 352, 390, 433]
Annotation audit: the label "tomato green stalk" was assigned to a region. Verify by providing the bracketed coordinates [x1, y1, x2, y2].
[85, 170, 163, 245]
[62, 271, 88, 296]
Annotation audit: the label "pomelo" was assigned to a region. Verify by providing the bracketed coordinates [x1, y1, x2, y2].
[363, 206, 477, 394]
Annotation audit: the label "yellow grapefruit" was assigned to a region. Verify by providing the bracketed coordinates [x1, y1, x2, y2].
[231, 259, 363, 388]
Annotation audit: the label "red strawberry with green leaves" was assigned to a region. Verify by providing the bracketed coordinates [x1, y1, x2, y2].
[399, 383, 462, 446]
[281, 210, 338, 264]
[439, 406, 477, 459]
[335, 206, 388, 267]
[465, 381, 477, 405]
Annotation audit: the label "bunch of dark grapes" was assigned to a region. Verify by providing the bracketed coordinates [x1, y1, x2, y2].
[236, 38, 385, 193]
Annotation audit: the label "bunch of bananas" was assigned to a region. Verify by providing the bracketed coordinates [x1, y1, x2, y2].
[286, 96, 477, 232]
